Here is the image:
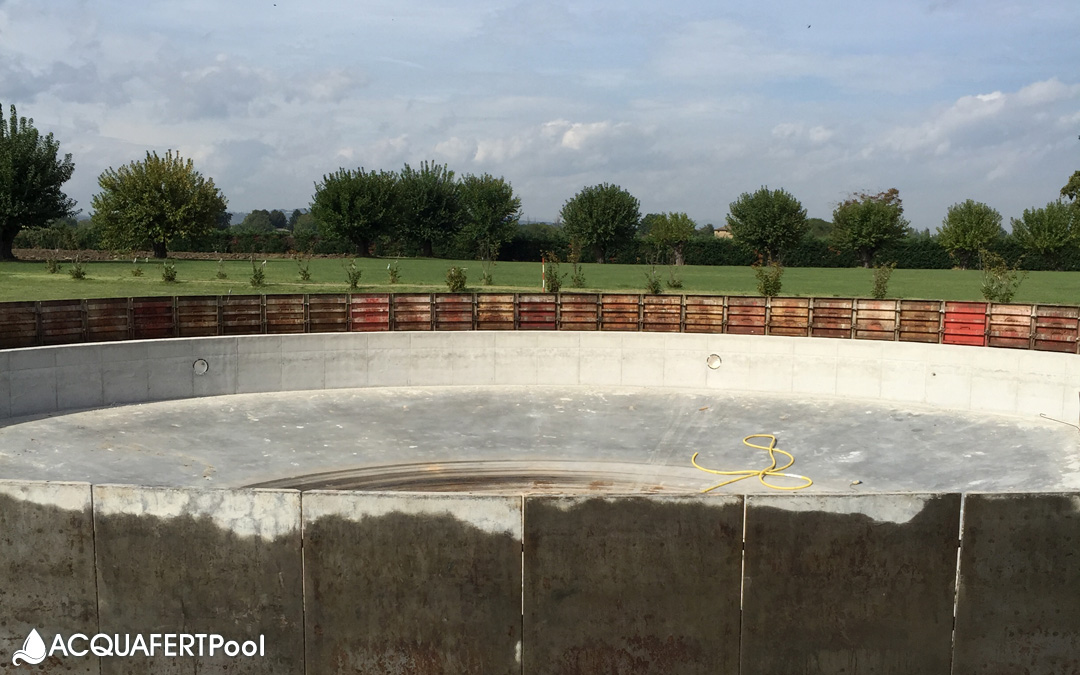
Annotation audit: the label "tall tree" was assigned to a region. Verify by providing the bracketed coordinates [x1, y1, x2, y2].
[1062, 171, 1080, 202]
[239, 209, 274, 232]
[311, 167, 399, 256]
[725, 187, 808, 263]
[937, 200, 1003, 269]
[831, 188, 910, 268]
[458, 172, 521, 261]
[560, 183, 640, 263]
[0, 104, 77, 260]
[92, 150, 226, 258]
[645, 212, 697, 265]
[398, 160, 462, 258]
[1011, 200, 1079, 270]
[288, 208, 303, 230]
[268, 209, 287, 230]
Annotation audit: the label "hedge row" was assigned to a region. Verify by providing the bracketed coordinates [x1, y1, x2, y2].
[14, 221, 1080, 271]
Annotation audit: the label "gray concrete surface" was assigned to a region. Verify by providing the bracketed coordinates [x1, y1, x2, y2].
[0, 481, 98, 674]
[303, 492, 522, 674]
[953, 493, 1080, 674]
[524, 495, 743, 674]
[0, 386, 1076, 493]
[741, 493, 961, 675]
[93, 485, 304, 675]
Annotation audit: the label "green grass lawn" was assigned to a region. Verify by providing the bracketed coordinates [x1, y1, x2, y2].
[0, 256, 1077, 304]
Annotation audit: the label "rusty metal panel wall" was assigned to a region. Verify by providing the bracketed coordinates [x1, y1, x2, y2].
[265, 294, 306, 334]
[524, 496, 743, 675]
[304, 492, 522, 674]
[434, 293, 474, 331]
[768, 297, 810, 337]
[39, 298, 84, 344]
[600, 294, 640, 331]
[943, 301, 987, 346]
[899, 299, 942, 343]
[221, 295, 263, 335]
[741, 493, 960, 675]
[642, 295, 682, 332]
[810, 298, 854, 338]
[953, 493, 1080, 674]
[476, 293, 515, 329]
[86, 297, 130, 341]
[854, 298, 897, 341]
[726, 296, 766, 335]
[519, 293, 557, 330]
[176, 296, 219, 337]
[0, 301, 37, 348]
[392, 293, 433, 331]
[987, 303, 1032, 349]
[307, 294, 348, 333]
[349, 293, 391, 331]
[683, 295, 724, 333]
[559, 293, 600, 331]
[1033, 304, 1079, 353]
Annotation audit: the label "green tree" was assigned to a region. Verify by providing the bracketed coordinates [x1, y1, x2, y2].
[287, 208, 303, 230]
[725, 187, 808, 263]
[1062, 170, 1080, 202]
[560, 183, 640, 263]
[268, 209, 287, 230]
[1010, 200, 1079, 270]
[937, 199, 1003, 269]
[398, 160, 462, 258]
[806, 217, 832, 240]
[310, 167, 399, 256]
[458, 172, 521, 261]
[238, 209, 274, 232]
[92, 150, 227, 258]
[0, 104, 77, 260]
[645, 212, 697, 265]
[832, 188, 910, 268]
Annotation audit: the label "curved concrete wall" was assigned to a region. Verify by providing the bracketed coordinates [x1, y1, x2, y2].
[2, 331, 1077, 422]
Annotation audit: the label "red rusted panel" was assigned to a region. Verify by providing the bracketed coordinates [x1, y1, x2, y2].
[684, 295, 725, 333]
[0, 301, 38, 348]
[768, 298, 809, 337]
[132, 297, 175, 339]
[987, 304, 1033, 349]
[519, 293, 557, 330]
[222, 296, 262, 335]
[943, 301, 986, 346]
[1031, 305, 1078, 353]
[600, 294, 640, 331]
[434, 294, 474, 331]
[86, 298, 129, 341]
[349, 294, 390, 332]
[392, 294, 432, 331]
[308, 294, 348, 333]
[38, 299, 84, 345]
[265, 295, 306, 334]
[176, 296, 218, 337]
[476, 294, 515, 330]
[811, 299, 853, 339]
[559, 294, 599, 331]
[899, 300, 942, 344]
[642, 295, 681, 332]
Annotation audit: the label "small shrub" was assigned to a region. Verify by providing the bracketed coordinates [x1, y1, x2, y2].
[161, 261, 177, 283]
[387, 259, 401, 284]
[45, 252, 62, 274]
[980, 250, 1026, 303]
[250, 258, 267, 288]
[666, 266, 683, 290]
[68, 256, 87, 280]
[344, 259, 362, 290]
[644, 266, 663, 294]
[481, 259, 495, 286]
[871, 262, 897, 299]
[752, 257, 784, 297]
[446, 265, 468, 292]
[568, 238, 586, 288]
[215, 259, 228, 279]
[294, 253, 311, 281]
[543, 251, 566, 293]
[131, 257, 144, 277]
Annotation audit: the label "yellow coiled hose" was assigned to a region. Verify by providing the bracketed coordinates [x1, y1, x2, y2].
[691, 434, 813, 492]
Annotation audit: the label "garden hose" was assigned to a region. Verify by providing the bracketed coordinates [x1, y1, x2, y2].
[691, 434, 813, 492]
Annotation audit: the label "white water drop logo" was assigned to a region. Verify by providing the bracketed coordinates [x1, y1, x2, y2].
[12, 628, 47, 666]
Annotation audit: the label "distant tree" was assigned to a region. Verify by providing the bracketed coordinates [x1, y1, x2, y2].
[397, 160, 462, 258]
[645, 212, 697, 265]
[311, 167, 399, 256]
[0, 104, 77, 260]
[832, 188, 909, 268]
[288, 208, 303, 230]
[216, 212, 233, 230]
[1062, 171, 1080, 202]
[560, 183, 641, 263]
[725, 186, 808, 263]
[268, 209, 287, 230]
[937, 200, 1003, 269]
[92, 150, 226, 258]
[458, 172, 521, 261]
[806, 217, 833, 240]
[239, 209, 274, 232]
[638, 212, 663, 238]
[1010, 200, 1079, 270]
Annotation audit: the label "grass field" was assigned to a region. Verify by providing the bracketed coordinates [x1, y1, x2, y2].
[0, 256, 1078, 304]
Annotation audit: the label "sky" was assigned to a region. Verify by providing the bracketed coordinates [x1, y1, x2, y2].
[2, 0, 1079, 231]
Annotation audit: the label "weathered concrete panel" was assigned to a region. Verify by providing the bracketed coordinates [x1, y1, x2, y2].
[0, 481, 98, 674]
[524, 496, 743, 675]
[93, 485, 303, 674]
[954, 493, 1080, 674]
[303, 491, 522, 674]
[742, 493, 960, 675]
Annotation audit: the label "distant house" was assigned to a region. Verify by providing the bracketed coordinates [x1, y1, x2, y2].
[714, 225, 733, 239]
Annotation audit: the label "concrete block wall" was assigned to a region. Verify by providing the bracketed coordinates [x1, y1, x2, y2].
[2, 483, 1079, 673]
[2, 332, 1078, 423]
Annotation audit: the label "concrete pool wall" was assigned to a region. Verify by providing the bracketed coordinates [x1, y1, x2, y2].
[2, 330, 1078, 422]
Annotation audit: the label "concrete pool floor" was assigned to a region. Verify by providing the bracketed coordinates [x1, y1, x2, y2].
[1, 386, 1078, 494]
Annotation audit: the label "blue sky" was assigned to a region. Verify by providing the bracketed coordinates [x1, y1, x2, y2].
[2, 0, 1078, 230]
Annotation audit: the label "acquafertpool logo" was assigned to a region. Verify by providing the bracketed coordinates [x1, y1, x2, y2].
[10, 628, 266, 665]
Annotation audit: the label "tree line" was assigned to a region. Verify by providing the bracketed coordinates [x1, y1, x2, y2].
[3, 103, 1080, 270]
